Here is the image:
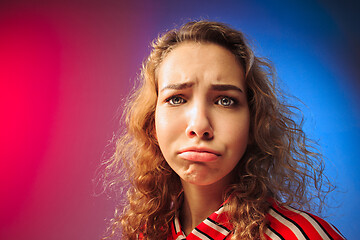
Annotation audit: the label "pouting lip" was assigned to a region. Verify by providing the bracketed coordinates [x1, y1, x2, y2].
[177, 146, 221, 156]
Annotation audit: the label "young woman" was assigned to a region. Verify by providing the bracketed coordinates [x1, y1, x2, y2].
[103, 21, 345, 239]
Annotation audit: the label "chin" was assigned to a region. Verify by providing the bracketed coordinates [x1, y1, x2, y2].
[181, 173, 220, 186]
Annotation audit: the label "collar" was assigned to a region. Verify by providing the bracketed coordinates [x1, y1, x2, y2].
[169, 201, 233, 240]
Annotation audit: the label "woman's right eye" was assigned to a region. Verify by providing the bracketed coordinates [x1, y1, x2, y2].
[166, 96, 186, 105]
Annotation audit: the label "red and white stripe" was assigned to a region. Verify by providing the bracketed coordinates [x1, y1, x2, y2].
[169, 205, 232, 240]
[165, 200, 346, 240]
[265, 204, 345, 240]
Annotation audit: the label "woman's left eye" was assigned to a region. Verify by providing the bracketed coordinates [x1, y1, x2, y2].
[216, 96, 235, 107]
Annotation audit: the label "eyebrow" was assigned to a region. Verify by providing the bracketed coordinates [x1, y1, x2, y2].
[211, 84, 243, 93]
[160, 82, 194, 92]
[160, 82, 243, 93]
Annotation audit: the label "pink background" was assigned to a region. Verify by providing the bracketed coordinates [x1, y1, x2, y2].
[0, 1, 157, 239]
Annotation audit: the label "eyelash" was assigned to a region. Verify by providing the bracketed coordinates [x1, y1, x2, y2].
[165, 95, 186, 105]
[165, 95, 238, 107]
[215, 96, 238, 107]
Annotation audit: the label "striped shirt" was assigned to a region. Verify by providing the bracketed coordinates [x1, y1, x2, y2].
[167, 201, 345, 240]
[168, 203, 232, 240]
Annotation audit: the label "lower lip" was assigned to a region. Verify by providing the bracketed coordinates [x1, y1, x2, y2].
[178, 151, 219, 162]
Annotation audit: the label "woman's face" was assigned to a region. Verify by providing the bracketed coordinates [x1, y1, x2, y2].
[155, 42, 250, 187]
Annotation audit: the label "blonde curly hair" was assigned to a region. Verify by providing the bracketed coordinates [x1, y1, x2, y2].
[102, 20, 333, 239]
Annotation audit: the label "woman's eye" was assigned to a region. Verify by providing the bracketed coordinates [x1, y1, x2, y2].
[166, 96, 186, 105]
[216, 96, 235, 107]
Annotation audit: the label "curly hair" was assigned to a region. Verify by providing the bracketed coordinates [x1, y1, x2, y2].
[102, 20, 333, 240]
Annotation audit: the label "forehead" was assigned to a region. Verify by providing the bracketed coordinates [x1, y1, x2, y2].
[157, 42, 245, 86]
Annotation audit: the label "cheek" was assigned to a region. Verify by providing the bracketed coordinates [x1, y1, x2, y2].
[155, 108, 182, 149]
[156, 106, 184, 128]
[155, 109, 169, 141]
[232, 124, 249, 142]
[222, 114, 250, 152]
[222, 112, 250, 135]
[155, 109, 182, 173]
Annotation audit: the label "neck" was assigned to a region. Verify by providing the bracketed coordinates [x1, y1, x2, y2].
[179, 178, 231, 235]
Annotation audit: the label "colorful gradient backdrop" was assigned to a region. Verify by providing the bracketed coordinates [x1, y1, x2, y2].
[1, 0, 359, 239]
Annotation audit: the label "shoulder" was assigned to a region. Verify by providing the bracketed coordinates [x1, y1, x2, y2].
[265, 202, 345, 240]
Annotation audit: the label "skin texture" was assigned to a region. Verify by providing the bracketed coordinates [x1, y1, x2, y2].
[155, 42, 250, 234]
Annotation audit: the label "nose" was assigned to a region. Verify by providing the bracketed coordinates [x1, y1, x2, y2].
[185, 103, 214, 140]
